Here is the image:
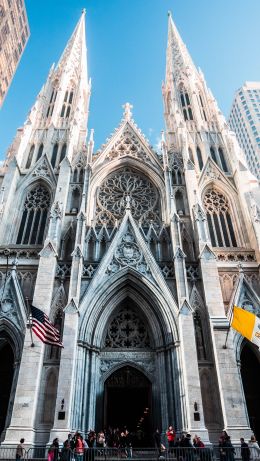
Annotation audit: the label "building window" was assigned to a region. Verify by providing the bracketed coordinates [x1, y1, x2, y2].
[196, 147, 204, 170]
[180, 89, 193, 121]
[59, 144, 67, 164]
[36, 144, 44, 162]
[203, 188, 237, 248]
[210, 146, 218, 164]
[51, 143, 58, 168]
[46, 89, 57, 118]
[25, 144, 35, 169]
[60, 88, 74, 118]
[16, 184, 51, 245]
[199, 94, 207, 121]
[218, 148, 228, 172]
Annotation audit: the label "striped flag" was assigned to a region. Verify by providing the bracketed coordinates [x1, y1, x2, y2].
[31, 305, 63, 347]
[231, 306, 260, 350]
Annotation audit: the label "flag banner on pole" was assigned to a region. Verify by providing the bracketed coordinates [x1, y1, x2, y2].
[231, 306, 260, 349]
[31, 305, 63, 347]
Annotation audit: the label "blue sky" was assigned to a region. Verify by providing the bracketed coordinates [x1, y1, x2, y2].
[0, 0, 260, 159]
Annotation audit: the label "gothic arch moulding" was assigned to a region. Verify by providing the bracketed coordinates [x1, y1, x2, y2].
[79, 268, 179, 350]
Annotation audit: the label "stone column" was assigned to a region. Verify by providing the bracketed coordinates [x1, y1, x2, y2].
[199, 245, 252, 441]
[4, 241, 57, 445]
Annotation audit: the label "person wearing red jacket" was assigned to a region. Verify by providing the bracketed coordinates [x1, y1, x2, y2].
[166, 426, 176, 450]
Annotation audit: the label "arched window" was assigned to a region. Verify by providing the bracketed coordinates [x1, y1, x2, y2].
[203, 188, 237, 247]
[59, 143, 67, 164]
[72, 165, 84, 183]
[46, 88, 57, 118]
[180, 89, 193, 121]
[51, 143, 58, 168]
[196, 147, 204, 170]
[60, 88, 74, 118]
[36, 144, 44, 162]
[210, 146, 218, 164]
[25, 144, 35, 169]
[218, 147, 228, 172]
[16, 184, 51, 245]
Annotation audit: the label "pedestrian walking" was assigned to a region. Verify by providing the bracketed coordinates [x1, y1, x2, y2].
[16, 439, 26, 461]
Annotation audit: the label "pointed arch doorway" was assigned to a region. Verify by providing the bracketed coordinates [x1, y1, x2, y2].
[104, 366, 152, 446]
[240, 342, 260, 440]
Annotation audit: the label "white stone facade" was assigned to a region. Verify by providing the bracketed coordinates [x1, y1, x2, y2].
[0, 11, 260, 447]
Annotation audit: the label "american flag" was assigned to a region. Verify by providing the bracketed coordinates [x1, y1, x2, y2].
[31, 305, 63, 347]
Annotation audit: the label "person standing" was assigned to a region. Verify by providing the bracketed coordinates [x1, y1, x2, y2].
[248, 436, 260, 460]
[240, 438, 250, 461]
[16, 439, 26, 461]
[166, 426, 176, 451]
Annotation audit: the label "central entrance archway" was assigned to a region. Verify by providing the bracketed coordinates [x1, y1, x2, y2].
[0, 342, 14, 436]
[104, 366, 152, 445]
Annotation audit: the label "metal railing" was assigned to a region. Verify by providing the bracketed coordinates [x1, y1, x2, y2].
[0, 446, 259, 461]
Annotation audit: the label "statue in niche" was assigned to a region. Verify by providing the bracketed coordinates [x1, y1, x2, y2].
[194, 312, 206, 360]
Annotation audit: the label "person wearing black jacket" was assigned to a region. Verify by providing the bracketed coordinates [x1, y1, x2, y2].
[240, 438, 250, 461]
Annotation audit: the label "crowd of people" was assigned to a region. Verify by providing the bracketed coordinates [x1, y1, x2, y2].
[15, 427, 260, 461]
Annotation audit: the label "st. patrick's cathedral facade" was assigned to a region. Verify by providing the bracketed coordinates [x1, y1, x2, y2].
[0, 10, 260, 446]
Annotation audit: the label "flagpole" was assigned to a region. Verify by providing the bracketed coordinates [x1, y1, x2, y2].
[26, 297, 35, 348]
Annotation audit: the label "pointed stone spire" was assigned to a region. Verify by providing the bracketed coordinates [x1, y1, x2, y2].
[56, 9, 88, 81]
[166, 11, 198, 79]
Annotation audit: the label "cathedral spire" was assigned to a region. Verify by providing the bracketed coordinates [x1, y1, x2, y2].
[56, 9, 88, 81]
[166, 11, 198, 80]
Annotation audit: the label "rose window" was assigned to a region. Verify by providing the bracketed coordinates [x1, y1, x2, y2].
[96, 167, 160, 226]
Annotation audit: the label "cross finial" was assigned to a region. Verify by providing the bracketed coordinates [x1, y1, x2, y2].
[123, 102, 133, 120]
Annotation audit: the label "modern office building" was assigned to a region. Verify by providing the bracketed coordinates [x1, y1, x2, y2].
[229, 82, 260, 180]
[0, 0, 30, 107]
[0, 10, 260, 447]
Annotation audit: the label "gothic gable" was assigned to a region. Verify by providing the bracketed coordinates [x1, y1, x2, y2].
[18, 153, 57, 190]
[80, 210, 178, 314]
[93, 118, 162, 172]
[198, 157, 236, 193]
[0, 268, 27, 332]
[229, 273, 260, 318]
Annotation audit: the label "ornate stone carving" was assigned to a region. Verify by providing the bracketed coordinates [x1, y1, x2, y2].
[105, 125, 154, 165]
[193, 203, 206, 221]
[56, 262, 71, 278]
[160, 263, 174, 278]
[105, 305, 150, 349]
[50, 201, 63, 219]
[32, 158, 51, 177]
[96, 167, 160, 227]
[82, 264, 96, 278]
[106, 226, 150, 277]
[204, 162, 222, 181]
[215, 250, 256, 262]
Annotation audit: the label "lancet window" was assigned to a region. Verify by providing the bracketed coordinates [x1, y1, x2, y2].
[203, 188, 237, 247]
[25, 144, 35, 169]
[198, 94, 207, 121]
[60, 88, 74, 118]
[36, 143, 44, 162]
[196, 147, 204, 170]
[46, 88, 57, 118]
[16, 184, 51, 245]
[51, 143, 58, 168]
[210, 146, 229, 173]
[59, 143, 67, 164]
[180, 89, 193, 121]
[104, 305, 151, 349]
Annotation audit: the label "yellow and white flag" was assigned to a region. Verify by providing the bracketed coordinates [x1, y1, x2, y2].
[231, 306, 260, 349]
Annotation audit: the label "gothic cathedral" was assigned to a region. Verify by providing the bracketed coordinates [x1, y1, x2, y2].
[0, 11, 260, 446]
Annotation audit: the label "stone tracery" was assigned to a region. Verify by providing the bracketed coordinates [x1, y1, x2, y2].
[104, 305, 151, 349]
[96, 167, 161, 227]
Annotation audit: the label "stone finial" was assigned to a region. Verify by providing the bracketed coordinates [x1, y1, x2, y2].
[123, 102, 133, 121]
